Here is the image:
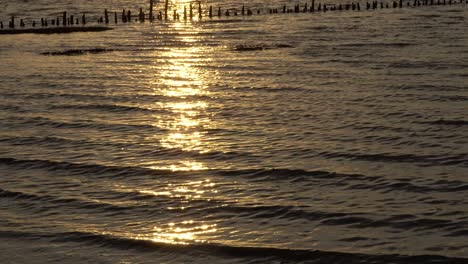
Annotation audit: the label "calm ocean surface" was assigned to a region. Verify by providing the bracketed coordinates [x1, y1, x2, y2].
[0, 0, 467, 263]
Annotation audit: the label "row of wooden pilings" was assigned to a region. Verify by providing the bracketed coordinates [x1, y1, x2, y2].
[1, 0, 467, 29]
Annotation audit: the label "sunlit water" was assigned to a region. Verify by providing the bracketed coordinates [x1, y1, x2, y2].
[0, 0, 467, 263]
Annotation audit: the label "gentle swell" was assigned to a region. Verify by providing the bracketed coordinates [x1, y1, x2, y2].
[0, 230, 465, 264]
[424, 119, 468, 126]
[2, 158, 468, 195]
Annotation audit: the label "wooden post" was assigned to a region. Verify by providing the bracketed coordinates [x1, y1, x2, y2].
[190, 3, 193, 20]
[242, 5, 245, 15]
[20, 19, 25, 27]
[70, 15, 74, 25]
[165, 0, 169, 20]
[63, 11, 67, 26]
[142, 8, 146, 22]
[0, 22, 3, 29]
[149, 0, 154, 22]
[114, 12, 118, 23]
[209, 6, 213, 18]
[218, 7, 221, 17]
[312, 0, 316, 11]
[122, 9, 126, 23]
[174, 9, 177, 20]
[104, 9, 109, 24]
[198, 1, 202, 19]
[82, 14, 86, 25]
[184, 6, 187, 20]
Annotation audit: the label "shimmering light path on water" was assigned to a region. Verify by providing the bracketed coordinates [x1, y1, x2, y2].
[0, 1, 467, 263]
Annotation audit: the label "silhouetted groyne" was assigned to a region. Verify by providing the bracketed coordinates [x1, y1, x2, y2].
[0, 26, 112, 35]
[0, 0, 466, 34]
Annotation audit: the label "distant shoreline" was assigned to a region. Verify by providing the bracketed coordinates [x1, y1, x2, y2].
[0, 26, 112, 35]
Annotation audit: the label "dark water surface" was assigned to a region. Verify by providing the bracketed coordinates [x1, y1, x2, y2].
[0, 0, 467, 263]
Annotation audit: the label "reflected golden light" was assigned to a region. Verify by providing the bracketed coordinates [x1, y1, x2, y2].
[149, 221, 217, 245]
[163, 87, 207, 97]
[133, 221, 217, 245]
[115, 177, 220, 245]
[138, 179, 216, 199]
[147, 21, 215, 171]
[141, 159, 207, 171]
[160, 132, 202, 150]
[163, 101, 207, 110]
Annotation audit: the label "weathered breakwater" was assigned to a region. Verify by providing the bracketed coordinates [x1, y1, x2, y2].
[0, 0, 466, 34]
[0, 26, 112, 35]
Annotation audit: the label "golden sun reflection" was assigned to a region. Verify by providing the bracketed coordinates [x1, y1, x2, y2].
[150, 221, 217, 245]
[160, 132, 202, 151]
[147, 27, 216, 171]
[148, 160, 207, 171]
[131, 178, 219, 245]
[138, 179, 217, 199]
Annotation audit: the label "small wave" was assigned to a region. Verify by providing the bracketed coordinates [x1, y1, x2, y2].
[41, 48, 115, 56]
[48, 103, 163, 114]
[0, 105, 25, 112]
[0, 230, 465, 263]
[424, 119, 468, 126]
[0, 188, 134, 213]
[232, 43, 293, 52]
[0, 135, 76, 146]
[220, 169, 468, 194]
[203, 19, 245, 23]
[0, 157, 164, 178]
[317, 150, 468, 167]
[3, 116, 164, 133]
[1, 159, 467, 195]
[337, 42, 416, 48]
[415, 14, 442, 18]
[386, 84, 465, 92]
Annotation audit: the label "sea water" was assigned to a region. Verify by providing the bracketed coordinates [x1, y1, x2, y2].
[0, 0, 467, 263]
